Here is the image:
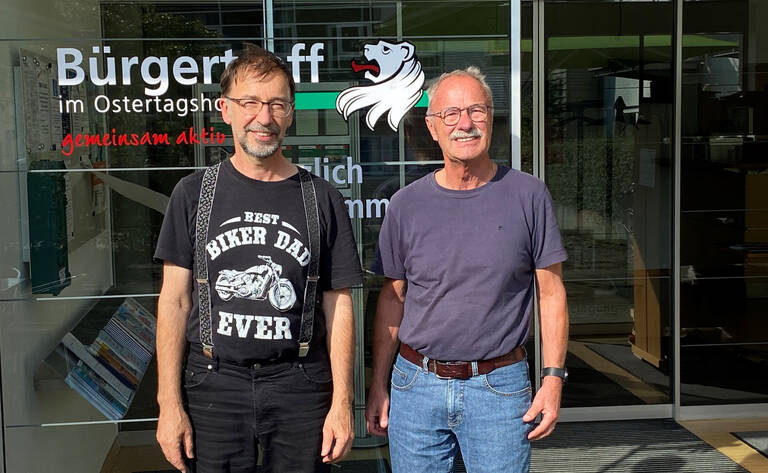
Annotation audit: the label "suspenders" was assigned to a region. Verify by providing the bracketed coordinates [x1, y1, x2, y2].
[194, 163, 220, 359]
[297, 168, 321, 357]
[194, 164, 320, 359]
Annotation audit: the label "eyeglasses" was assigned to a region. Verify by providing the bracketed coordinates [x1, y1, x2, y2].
[224, 96, 294, 118]
[426, 104, 492, 126]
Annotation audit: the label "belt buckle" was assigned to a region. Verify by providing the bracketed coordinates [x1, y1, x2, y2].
[434, 361, 470, 380]
[429, 360, 452, 380]
[434, 369, 453, 380]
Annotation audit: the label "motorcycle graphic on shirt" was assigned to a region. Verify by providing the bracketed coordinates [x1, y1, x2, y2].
[214, 255, 297, 311]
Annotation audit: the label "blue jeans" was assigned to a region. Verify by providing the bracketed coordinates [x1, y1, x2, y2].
[388, 353, 532, 473]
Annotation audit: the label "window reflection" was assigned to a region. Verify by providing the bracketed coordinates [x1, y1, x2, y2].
[2, 1, 520, 471]
[544, 0, 674, 407]
[680, 0, 768, 406]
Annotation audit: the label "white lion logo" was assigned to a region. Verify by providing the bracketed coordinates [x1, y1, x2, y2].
[336, 40, 425, 132]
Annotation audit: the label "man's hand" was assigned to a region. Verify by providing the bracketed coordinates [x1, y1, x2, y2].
[365, 384, 390, 436]
[156, 404, 194, 472]
[156, 262, 194, 472]
[321, 288, 355, 463]
[321, 401, 354, 463]
[523, 377, 563, 440]
[365, 278, 405, 437]
[527, 263, 568, 441]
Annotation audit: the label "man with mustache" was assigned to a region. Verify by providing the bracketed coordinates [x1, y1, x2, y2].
[154, 44, 362, 472]
[366, 67, 569, 472]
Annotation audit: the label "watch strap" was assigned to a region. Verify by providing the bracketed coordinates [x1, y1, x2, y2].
[541, 367, 568, 383]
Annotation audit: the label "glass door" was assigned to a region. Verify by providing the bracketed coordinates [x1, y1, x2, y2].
[679, 0, 768, 408]
[543, 0, 675, 411]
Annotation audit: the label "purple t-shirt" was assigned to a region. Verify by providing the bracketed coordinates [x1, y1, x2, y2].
[374, 165, 567, 360]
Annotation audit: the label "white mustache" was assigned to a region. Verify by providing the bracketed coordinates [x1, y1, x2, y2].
[246, 124, 280, 134]
[450, 129, 482, 140]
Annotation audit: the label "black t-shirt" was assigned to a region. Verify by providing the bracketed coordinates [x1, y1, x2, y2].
[154, 158, 363, 363]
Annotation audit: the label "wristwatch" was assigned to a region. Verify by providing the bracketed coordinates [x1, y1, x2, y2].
[541, 367, 568, 384]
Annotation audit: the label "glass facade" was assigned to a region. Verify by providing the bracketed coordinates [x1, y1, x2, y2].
[0, 0, 766, 472]
[545, 0, 674, 408]
[680, 0, 768, 406]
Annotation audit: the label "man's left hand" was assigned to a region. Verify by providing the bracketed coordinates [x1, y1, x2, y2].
[523, 376, 563, 440]
[321, 401, 354, 463]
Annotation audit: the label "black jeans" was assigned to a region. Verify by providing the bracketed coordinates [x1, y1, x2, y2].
[183, 350, 333, 473]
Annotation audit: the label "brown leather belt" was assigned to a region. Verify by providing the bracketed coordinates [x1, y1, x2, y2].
[399, 343, 526, 380]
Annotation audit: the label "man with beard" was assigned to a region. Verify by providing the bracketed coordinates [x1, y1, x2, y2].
[154, 44, 362, 473]
[366, 67, 569, 472]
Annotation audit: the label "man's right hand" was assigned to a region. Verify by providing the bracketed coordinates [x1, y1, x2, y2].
[156, 404, 194, 472]
[365, 384, 390, 436]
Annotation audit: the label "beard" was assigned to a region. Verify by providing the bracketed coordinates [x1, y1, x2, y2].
[236, 123, 283, 160]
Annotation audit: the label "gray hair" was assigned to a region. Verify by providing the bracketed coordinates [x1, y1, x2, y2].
[426, 66, 494, 112]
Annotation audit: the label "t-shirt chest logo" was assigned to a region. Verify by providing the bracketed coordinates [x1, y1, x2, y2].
[205, 211, 310, 266]
[205, 210, 309, 315]
[214, 255, 296, 311]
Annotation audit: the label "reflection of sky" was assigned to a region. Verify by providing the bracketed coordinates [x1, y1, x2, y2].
[701, 56, 741, 98]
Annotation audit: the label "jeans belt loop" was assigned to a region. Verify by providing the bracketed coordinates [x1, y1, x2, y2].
[422, 354, 430, 371]
[471, 361, 479, 377]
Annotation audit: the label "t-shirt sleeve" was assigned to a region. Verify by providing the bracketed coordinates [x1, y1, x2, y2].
[320, 190, 363, 290]
[532, 185, 568, 269]
[154, 179, 194, 269]
[372, 201, 406, 280]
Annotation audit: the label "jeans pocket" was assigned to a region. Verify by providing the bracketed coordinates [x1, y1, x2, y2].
[299, 362, 333, 385]
[183, 366, 212, 390]
[390, 357, 420, 391]
[483, 363, 531, 397]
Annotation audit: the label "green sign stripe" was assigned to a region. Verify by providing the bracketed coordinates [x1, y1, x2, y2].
[295, 91, 429, 110]
[295, 92, 339, 110]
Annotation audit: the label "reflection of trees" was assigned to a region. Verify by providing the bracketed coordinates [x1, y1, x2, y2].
[50, 0, 103, 33]
[101, 4, 224, 172]
[520, 98, 533, 170]
[549, 133, 638, 286]
[547, 134, 635, 235]
[103, 4, 221, 40]
[98, 4, 229, 292]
